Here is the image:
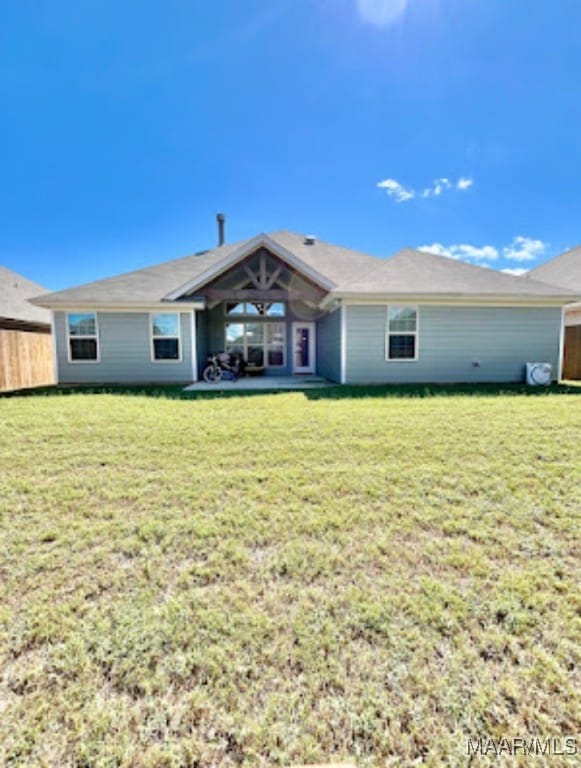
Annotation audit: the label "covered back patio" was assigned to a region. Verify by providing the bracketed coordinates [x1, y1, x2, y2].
[178, 244, 334, 380]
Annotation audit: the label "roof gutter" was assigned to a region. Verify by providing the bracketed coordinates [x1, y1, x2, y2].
[29, 300, 207, 312]
[321, 292, 581, 308]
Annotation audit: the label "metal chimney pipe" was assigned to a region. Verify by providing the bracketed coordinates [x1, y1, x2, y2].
[216, 213, 225, 246]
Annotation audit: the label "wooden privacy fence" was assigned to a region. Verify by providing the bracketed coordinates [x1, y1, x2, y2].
[0, 329, 54, 392]
[563, 326, 581, 380]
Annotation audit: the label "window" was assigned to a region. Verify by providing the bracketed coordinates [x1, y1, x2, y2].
[386, 306, 418, 361]
[151, 313, 181, 361]
[67, 313, 99, 362]
[225, 302, 285, 317]
[225, 322, 286, 367]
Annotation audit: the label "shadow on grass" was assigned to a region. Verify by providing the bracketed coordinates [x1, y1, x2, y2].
[2, 381, 580, 402]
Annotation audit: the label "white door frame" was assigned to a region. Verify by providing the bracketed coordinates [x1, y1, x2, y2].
[292, 321, 316, 374]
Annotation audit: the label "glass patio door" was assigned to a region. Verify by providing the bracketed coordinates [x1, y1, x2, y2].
[292, 322, 316, 374]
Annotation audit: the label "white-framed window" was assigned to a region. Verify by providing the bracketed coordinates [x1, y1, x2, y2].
[225, 302, 286, 317]
[151, 313, 181, 362]
[67, 312, 99, 362]
[225, 322, 286, 367]
[386, 306, 419, 361]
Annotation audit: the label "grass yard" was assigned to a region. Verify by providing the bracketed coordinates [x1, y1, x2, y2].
[0, 387, 579, 767]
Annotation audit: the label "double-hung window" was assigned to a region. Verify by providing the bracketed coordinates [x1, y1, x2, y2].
[386, 306, 418, 361]
[151, 313, 181, 361]
[67, 313, 99, 362]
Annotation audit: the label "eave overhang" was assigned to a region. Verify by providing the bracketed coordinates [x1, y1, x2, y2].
[321, 291, 581, 308]
[29, 300, 207, 312]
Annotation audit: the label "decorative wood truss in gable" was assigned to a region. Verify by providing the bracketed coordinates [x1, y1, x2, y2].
[186, 248, 329, 309]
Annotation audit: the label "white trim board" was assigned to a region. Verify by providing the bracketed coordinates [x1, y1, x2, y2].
[41, 302, 206, 312]
[558, 306, 566, 381]
[337, 296, 577, 307]
[190, 311, 198, 382]
[340, 303, 347, 384]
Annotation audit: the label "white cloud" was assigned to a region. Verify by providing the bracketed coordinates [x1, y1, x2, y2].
[502, 268, 528, 276]
[434, 178, 452, 196]
[357, 0, 408, 27]
[503, 236, 547, 262]
[418, 236, 548, 269]
[415, 177, 473, 200]
[418, 243, 499, 261]
[379, 176, 473, 203]
[418, 243, 458, 259]
[376, 178, 415, 203]
[456, 244, 498, 260]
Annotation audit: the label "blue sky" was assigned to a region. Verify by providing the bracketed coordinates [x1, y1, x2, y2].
[1, 0, 580, 290]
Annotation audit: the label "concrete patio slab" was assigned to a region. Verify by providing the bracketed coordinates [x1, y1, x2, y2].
[184, 376, 332, 391]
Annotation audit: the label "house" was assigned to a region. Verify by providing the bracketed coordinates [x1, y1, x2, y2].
[31, 224, 578, 386]
[529, 246, 581, 379]
[0, 266, 54, 391]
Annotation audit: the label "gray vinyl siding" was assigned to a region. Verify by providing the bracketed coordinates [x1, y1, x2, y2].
[316, 307, 341, 382]
[55, 311, 193, 384]
[345, 305, 562, 384]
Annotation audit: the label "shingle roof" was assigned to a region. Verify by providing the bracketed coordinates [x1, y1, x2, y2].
[32, 231, 578, 307]
[32, 231, 384, 306]
[267, 231, 385, 291]
[32, 239, 247, 306]
[343, 247, 577, 297]
[0, 266, 51, 325]
[528, 246, 581, 291]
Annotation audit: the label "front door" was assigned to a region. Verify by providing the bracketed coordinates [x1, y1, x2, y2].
[292, 322, 316, 374]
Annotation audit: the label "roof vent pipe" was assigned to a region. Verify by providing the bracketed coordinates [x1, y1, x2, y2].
[304, 234, 316, 245]
[216, 213, 226, 246]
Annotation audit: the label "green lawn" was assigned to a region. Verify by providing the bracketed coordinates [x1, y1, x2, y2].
[0, 388, 579, 767]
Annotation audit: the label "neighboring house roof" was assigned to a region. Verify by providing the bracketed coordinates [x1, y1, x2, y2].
[32, 231, 579, 308]
[0, 265, 51, 326]
[528, 246, 581, 291]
